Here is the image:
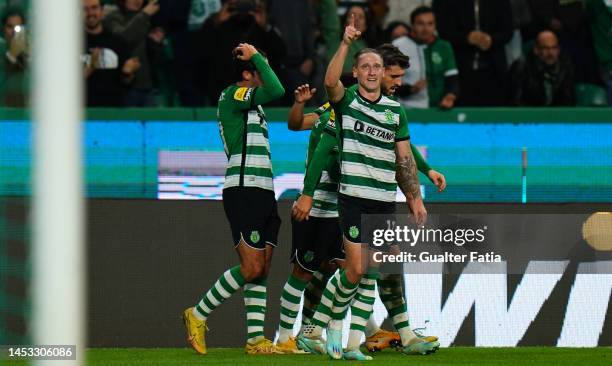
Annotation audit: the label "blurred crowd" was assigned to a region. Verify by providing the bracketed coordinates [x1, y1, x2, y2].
[1, 0, 611, 108]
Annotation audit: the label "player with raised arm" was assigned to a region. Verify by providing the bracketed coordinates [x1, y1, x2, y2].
[294, 44, 442, 358]
[182, 43, 285, 355]
[296, 15, 434, 360]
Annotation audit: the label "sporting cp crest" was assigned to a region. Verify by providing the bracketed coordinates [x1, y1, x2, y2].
[304, 250, 314, 263]
[250, 231, 261, 243]
[349, 226, 360, 239]
[384, 109, 394, 123]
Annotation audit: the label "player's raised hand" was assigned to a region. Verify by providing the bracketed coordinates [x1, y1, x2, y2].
[342, 13, 362, 46]
[292, 195, 313, 222]
[233, 43, 258, 61]
[294, 84, 317, 104]
[427, 169, 447, 192]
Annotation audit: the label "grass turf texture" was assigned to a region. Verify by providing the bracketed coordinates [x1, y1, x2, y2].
[6, 347, 612, 365]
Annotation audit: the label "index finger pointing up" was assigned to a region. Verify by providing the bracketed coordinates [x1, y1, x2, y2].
[348, 12, 355, 28]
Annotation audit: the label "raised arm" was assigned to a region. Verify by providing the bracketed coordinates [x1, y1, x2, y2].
[103, 7, 156, 47]
[288, 84, 319, 131]
[234, 43, 285, 105]
[252, 55, 285, 105]
[325, 14, 361, 103]
[396, 139, 427, 225]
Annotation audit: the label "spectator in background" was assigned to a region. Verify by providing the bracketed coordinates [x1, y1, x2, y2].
[84, 0, 140, 106]
[149, 0, 220, 106]
[187, 0, 221, 30]
[585, 0, 612, 105]
[318, 0, 372, 84]
[197, 0, 286, 105]
[0, 7, 28, 106]
[393, 6, 459, 109]
[509, 30, 574, 106]
[506, 0, 531, 67]
[385, 0, 431, 28]
[436, 0, 513, 106]
[104, 0, 161, 106]
[268, 0, 316, 105]
[383, 20, 410, 42]
[525, 0, 598, 84]
[367, 0, 390, 45]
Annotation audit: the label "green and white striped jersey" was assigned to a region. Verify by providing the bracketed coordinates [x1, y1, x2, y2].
[306, 103, 340, 218]
[217, 85, 273, 191]
[331, 85, 409, 202]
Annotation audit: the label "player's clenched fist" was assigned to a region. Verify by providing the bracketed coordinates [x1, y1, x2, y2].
[342, 13, 362, 45]
[233, 43, 258, 61]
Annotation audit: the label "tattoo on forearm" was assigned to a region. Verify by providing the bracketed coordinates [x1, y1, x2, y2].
[396, 154, 422, 199]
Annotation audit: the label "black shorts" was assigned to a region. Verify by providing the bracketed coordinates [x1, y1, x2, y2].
[222, 187, 281, 250]
[338, 193, 395, 249]
[290, 216, 344, 272]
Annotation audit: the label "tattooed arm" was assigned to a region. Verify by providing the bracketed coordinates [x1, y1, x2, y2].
[396, 139, 427, 225]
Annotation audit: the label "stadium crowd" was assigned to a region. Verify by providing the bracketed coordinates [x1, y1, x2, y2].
[1, 0, 611, 107]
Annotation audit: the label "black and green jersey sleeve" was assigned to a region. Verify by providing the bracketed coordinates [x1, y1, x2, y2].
[216, 53, 284, 191]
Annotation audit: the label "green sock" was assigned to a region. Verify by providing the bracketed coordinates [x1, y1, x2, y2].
[379, 274, 417, 345]
[194, 265, 245, 321]
[244, 277, 267, 344]
[278, 274, 308, 343]
[310, 270, 339, 328]
[347, 272, 378, 350]
[302, 270, 332, 325]
[330, 269, 359, 321]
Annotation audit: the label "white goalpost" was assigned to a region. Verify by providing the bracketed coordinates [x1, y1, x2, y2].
[32, 0, 84, 364]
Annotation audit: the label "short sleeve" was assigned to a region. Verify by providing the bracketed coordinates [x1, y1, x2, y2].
[444, 42, 458, 76]
[330, 86, 354, 115]
[395, 107, 410, 141]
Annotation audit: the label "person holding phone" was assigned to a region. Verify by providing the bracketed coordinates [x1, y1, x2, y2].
[0, 6, 28, 106]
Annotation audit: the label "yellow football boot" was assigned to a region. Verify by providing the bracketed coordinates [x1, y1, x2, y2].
[245, 338, 281, 354]
[275, 337, 308, 354]
[182, 307, 207, 355]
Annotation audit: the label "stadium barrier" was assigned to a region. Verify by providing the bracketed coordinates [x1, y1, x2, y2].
[63, 200, 612, 347]
[1, 107, 611, 202]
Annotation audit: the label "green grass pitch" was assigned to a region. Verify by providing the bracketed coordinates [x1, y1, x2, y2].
[6, 347, 612, 365]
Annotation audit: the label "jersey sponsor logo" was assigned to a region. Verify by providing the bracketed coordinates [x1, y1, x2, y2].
[234, 87, 252, 101]
[353, 121, 395, 141]
[318, 102, 331, 114]
[326, 116, 336, 130]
